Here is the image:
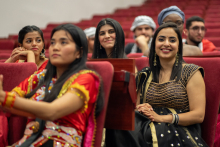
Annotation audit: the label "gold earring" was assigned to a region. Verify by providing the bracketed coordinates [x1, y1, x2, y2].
[154, 52, 157, 66]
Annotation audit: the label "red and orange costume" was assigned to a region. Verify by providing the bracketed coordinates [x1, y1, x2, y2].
[11, 69, 100, 147]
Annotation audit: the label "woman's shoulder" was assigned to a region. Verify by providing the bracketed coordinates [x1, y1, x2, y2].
[182, 63, 204, 76]
[66, 69, 101, 86]
[181, 63, 204, 84]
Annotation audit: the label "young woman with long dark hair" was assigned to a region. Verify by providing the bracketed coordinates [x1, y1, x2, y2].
[0, 24, 104, 147]
[92, 18, 126, 59]
[105, 22, 208, 147]
[5, 25, 48, 70]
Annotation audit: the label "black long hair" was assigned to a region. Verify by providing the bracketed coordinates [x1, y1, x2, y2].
[18, 25, 45, 52]
[26, 24, 103, 116]
[92, 18, 126, 58]
[149, 22, 183, 83]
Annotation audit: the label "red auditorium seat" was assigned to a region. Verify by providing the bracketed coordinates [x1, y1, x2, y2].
[87, 53, 92, 59]
[0, 53, 11, 59]
[8, 34, 18, 40]
[205, 37, 220, 47]
[134, 57, 220, 147]
[0, 63, 37, 146]
[205, 23, 220, 29]
[3, 61, 113, 147]
[206, 9, 220, 14]
[86, 61, 113, 147]
[205, 29, 220, 37]
[0, 40, 15, 50]
[125, 38, 135, 46]
[127, 53, 143, 58]
[205, 18, 220, 22]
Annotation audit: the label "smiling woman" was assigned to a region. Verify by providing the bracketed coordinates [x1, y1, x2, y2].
[92, 18, 126, 58]
[105, 23, 208, 147]
[4, 25, 48, 70]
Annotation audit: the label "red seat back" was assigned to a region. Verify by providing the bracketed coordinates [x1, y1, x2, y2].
[0, 40, 15, 50]
[127, 53, 143, 58]
[184, 57, 220, 147]
[0, 63, 37, 146]
[86, 61, 113, 147]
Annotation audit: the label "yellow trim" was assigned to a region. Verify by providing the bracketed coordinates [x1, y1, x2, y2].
[67, 82, 90, 113]
[12, 87, 26, 97]
[57, 70, 99, 98]
[68, 82, 90, 101]
[143, 72, 152, 103]
[167, 108, 198, 146]
[183, 127, 198, 146]
[149, 122, 158, 147]
[167, 108, 177, 114]
[27, 71, 38, 94]
[4, 92, 16, 107]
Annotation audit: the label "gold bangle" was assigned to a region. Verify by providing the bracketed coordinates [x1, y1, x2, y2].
[3, 92, 16, 108]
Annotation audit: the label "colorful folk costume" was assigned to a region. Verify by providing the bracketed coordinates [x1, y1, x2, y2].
[105, 64, 208, 147]
[11, 69, 101, 147]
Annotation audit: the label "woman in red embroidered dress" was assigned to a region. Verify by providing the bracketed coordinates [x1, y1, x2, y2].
[0, 24, 104, 147]
[5, 25, 48, 71]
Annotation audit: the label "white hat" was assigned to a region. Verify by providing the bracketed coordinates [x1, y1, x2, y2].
[84, 27, 96, 37]
[130, 15, 156, 31]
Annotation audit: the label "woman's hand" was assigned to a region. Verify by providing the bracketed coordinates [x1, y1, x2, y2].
[141, 109, 163, 122]
[10, 47, 27, 62]
[136, 103, 164, 122]
[0, 75, 6, 103]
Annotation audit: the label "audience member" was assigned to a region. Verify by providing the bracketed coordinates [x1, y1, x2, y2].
[92, 18, 126, 58]
[84, 27, 96, 53]
[125, 15, 156, 56]
[105, 22, 208, 147]
[184, 16, 216, 52]
[158, 6, 203, 56]
[0, 24, 104, 146]
[5, 25, 48, 70]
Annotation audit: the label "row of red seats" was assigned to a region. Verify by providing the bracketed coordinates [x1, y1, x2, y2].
[1, 55, 220, 146]
[0, 61, 113, 146]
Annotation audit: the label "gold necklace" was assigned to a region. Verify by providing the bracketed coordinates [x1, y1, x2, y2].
[36, 59, 42, 66]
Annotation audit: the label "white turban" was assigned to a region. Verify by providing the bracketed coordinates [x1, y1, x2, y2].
[130, 15, 156, 31]
[84, 27, 96, 37]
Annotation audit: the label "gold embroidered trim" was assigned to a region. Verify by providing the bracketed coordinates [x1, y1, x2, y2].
[183, 127, 198, 146]
[67, 82, 90, 113]
[12, 87, 26, 97]
[143, 72, 152, 103]
[57, 70, 98, 98]
[27, 72, 37, 94]
[168, 108, 198, 146]
[149, 122, 158, 147]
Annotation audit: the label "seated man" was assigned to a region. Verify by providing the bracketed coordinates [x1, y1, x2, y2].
[158, 6, 203, 56]
[183, 16, 216, 52]
[84, 27, 96, 53]
[125, 15, 156, 56]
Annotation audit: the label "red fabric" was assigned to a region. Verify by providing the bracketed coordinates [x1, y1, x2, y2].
[12, 70, 100, 146]
[15, 60, 48, 71]
[7, 61, 47, 145]
[0, 63, 37, 146]
[214, 114, 220, 147]
[202, 39, 216, 52]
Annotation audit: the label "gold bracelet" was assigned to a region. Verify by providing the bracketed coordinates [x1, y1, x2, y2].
[2, 92, 16, 108]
